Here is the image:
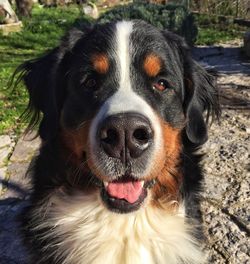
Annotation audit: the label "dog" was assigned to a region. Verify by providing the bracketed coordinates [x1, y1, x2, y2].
[15, 20, 220, 264]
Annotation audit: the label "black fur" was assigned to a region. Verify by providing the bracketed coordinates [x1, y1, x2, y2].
[13, 20, 220, 263]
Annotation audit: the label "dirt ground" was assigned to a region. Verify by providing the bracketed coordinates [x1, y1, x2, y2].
[194, 41, 250, 263]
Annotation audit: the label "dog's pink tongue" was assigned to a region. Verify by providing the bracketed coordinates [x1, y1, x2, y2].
[107, 181, 143, 204]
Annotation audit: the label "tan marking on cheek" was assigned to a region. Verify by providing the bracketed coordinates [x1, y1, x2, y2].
[92, 54, 109, 74]
[60, 123, 101, 190]
[61, 121, 107, 182]
[143, 54, 162, 77]
[60, 122, 90, 165]
[150, 119, 182, 211]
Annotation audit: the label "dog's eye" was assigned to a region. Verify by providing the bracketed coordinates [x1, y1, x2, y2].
[152, 79, 169, 92]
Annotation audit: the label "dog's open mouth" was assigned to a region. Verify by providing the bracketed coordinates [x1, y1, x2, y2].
[99, 176, 155, 213]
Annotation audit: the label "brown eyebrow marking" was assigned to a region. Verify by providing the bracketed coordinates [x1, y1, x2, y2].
[143, 54, 162, 77]
[91, 53, 109, 74]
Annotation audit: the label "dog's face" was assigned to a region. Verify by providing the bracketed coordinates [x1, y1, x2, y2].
[18, 20, 219, 213]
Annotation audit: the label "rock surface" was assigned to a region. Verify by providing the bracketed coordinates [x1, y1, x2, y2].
[0, 199, 29, 264]
[0, 42, 249, 263]
[202, 109, 250, 263]
[194, 41, 250, 263]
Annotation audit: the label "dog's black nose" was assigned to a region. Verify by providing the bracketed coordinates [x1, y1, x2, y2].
[99, 113, 153, 162]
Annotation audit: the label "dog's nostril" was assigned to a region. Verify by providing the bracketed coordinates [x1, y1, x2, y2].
[101, 128, 119, 145]
[133, 128, 151, 144]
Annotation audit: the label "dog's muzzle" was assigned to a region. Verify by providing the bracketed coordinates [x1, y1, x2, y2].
[90, 112, 156, 213]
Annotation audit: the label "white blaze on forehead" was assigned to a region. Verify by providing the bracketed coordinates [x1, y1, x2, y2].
[116, 21, 133, 90]
[89, 21, 163, 171]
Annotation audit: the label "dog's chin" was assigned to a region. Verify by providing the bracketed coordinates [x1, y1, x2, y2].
[93, 175, 156, 214]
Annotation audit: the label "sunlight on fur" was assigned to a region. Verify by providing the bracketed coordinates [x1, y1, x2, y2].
[30, 190, 205, 264]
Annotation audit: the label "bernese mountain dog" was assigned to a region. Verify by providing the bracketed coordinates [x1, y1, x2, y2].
[15, 20, 220, 264]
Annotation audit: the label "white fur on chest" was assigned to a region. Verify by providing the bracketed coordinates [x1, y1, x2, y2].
[31, 191, 204, 264]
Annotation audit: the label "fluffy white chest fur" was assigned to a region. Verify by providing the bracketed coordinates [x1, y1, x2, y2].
[31, 191, 204, 264]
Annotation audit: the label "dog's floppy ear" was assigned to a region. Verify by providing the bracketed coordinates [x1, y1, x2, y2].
[16, 49, 61, 140]
[184, 61, 220, 144]
[13, 28, 85, 140]
[162, 31, 220, 145]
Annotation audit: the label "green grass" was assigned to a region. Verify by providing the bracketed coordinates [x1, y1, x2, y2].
[196, 26, 242, 45]
[195, 14, 246, 45]
[0, 5, 87, 135]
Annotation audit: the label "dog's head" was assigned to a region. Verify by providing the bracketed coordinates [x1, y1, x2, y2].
[16, 20, 219, 213]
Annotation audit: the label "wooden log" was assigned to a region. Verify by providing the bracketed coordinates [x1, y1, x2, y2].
[234, 18, 250, 27]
